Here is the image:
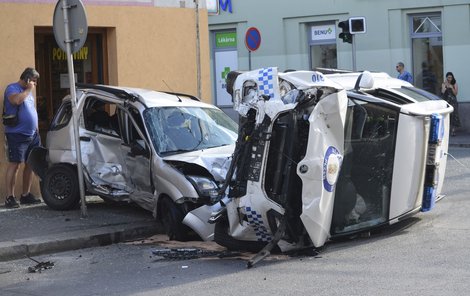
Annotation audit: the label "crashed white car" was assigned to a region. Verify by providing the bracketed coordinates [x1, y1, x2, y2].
[28, 84, 237, 241]
[200, 68, 451, 265]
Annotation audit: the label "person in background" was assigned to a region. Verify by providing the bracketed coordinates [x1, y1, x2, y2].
[441, 71, 461, 136]
[396, 62, 413, 83]
[3, 67, 42, 208]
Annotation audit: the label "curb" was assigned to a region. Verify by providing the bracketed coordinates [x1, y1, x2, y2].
[0, 221, 160, 262]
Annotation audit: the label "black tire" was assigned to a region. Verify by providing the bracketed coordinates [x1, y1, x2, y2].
[41, 164, 80, 210]
[159, 197, 193, 241]
[214, 220, 269, 253]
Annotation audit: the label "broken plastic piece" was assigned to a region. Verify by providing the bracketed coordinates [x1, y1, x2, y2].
[27, 256, 54, 273]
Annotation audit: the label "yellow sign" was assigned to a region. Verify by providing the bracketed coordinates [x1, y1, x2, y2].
[52, 47, 89, 61]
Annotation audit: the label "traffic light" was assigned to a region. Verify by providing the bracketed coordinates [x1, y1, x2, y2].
[349, 17, 366, 34]
[338, 20, 352, 44]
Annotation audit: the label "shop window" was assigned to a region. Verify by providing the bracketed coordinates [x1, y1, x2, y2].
[310, 44, 337, 69]
[309, 23, 337, 69]
[410, 13, 443, 95]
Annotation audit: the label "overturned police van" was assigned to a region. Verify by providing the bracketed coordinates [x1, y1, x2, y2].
[184, 67, 452, 265]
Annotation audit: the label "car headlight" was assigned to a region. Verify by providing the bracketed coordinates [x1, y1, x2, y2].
[186, 175, 219, 201]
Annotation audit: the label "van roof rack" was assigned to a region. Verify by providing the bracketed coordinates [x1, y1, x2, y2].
[162, 91, 200, 101]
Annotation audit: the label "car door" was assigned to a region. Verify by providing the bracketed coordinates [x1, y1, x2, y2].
[296, 88, 349, 247]
[80, 96, 133, 197]
[119, 106, 155, 212]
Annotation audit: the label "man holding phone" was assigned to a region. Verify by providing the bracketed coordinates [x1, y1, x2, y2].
[3, 67, 41, 208]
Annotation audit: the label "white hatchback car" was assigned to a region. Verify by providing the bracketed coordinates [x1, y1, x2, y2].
[28, 84, 237, 241]
[204, 68, 452, 264]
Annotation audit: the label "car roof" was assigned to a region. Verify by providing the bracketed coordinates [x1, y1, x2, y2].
[324, 71, 412, 90]
[78, 84, 218, 109]
[118, 86, 214, 108]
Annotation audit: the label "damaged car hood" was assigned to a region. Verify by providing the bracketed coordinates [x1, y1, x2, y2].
[162, 144, 235, 181]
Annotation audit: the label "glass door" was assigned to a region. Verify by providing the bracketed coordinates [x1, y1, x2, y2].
[309, 22, 337, 70]
[410, 14, 443, 95]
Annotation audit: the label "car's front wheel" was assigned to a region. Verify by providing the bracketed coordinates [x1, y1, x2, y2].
[159, 197, 193, 241]
[42, 164, 80, 210]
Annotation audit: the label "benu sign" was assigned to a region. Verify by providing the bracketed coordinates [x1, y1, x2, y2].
[311, 24, 336, 41]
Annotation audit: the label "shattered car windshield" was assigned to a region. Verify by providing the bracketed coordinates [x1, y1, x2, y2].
[144, 107, 237, 156]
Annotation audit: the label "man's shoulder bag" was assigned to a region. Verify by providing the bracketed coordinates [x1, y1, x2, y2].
[2, 100, 19, 127]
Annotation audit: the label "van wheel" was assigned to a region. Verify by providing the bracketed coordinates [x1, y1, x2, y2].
[159, 197, 192, 241]
[42, 164, 80, 210]
[214, 220, 269, 253]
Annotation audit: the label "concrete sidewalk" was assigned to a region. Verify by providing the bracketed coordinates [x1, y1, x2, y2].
[0, 198, 163, 262]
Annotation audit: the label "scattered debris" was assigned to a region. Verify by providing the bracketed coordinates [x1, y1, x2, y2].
[152, 247, 240, 260]
[138, 235, 321, 265]
[0, 268, 11, 274]
[27, 256, 54, 273]
[287, 246, 322, 258]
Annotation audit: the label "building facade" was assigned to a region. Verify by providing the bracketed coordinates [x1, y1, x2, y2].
[208, 0, 470, 126]
[0, 0, 211, 200]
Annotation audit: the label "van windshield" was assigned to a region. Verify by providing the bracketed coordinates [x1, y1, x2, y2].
[143, 107, 238, 156]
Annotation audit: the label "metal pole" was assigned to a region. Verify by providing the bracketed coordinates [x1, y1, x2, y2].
[194, 0, 202, 99]
[61, 0, 87, 218]
[352, 35, 357, 71]
[248, 51, 252, 71]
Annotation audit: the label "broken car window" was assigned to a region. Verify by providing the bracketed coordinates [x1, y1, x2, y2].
[143, 107, 237, 156]
[50, 101, 72, 131]
[84, 97, 119, 136]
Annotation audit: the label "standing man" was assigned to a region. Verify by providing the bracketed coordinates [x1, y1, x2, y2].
[396, 62, 413, 83]
[3, 67, 42, 208]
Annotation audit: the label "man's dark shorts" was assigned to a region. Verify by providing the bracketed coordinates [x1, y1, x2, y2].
[5, 132, 41, 163]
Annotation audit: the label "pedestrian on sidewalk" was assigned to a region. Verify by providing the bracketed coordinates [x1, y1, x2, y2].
[396, 62, 413, 83]
[441, 71, 461, 137]
[3, 67, 42, 208]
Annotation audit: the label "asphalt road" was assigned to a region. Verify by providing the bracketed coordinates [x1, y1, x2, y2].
[1, 147, 469, 296]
